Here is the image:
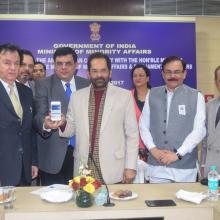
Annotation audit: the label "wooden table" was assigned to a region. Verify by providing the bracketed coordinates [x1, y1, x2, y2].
[1, 183, 220, 220]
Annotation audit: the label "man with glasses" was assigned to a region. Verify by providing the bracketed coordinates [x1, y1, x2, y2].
[34, 47, 89, 185]
[139, 56, 206, 183]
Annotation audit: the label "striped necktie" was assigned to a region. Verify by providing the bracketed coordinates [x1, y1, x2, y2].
[65, 83, 75, 147]
[8, 84, 23, 119]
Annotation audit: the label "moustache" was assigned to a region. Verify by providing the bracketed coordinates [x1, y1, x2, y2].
[168, 78, 178, 81]
[94, 77, 106, 82]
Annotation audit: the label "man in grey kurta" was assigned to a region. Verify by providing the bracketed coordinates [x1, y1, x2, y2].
[140, 56, 206, 183]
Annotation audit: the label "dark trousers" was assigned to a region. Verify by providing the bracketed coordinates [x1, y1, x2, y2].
[17, 161, 30, 186]
[40, 147, 74, 186]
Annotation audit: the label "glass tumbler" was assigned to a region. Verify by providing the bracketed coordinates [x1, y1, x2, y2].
[3, 186, 15, 209]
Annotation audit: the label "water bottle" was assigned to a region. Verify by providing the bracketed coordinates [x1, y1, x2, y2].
[208, 165, 219, 201]
[95, 187, 107, 206]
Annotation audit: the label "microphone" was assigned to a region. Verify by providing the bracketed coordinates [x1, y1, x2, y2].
[89, 153, 115, 207]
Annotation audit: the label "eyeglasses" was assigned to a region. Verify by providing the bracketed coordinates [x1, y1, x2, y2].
[163, 70, 184, 76]
[55, 61, 73, 68]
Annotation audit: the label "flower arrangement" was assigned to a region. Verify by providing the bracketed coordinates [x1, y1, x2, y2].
[69, 160, 102, 207]
[68, 160, 101, 194]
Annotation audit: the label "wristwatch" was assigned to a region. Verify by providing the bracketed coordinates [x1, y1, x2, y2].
[174, 149, 182, 160]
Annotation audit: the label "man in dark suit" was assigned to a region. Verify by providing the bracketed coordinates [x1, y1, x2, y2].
[0, 43, 38, 186]
[17, 49, 35, 95]
[34, 47, 89, 185]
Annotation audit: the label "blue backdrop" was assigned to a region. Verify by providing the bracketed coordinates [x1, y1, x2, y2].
[0, 19, 196, 89]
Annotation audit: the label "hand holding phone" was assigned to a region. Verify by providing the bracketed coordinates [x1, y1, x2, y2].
[145, 199, 176, 207]
[51, 101, 61, 121]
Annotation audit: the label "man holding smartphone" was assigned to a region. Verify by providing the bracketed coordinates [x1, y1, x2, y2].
[34, 47, 89, 185]
[44, 52, 138, 184]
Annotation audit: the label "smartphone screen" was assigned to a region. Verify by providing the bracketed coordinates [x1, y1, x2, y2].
[145, 199, 176, 207]
[51, 101, 61, 121]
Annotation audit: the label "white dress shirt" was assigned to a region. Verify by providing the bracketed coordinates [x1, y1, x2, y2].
[61, 77, 76, 93]
[0, 79, 20, 102]
[139, 87, 206, 183]
[24, 81, 30, 88]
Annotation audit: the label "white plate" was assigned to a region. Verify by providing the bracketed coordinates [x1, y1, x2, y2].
[109, 192, 138, 201]
[40, 190, 73, 203]
[31, 184, 72, 196]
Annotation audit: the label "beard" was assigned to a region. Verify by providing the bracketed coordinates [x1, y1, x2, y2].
[18, 71, 31, 83]
[91, 77, 110, 89]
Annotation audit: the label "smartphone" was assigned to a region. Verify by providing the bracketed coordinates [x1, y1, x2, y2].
[145, 199, 176, 207]
[51, 101, 61, 121]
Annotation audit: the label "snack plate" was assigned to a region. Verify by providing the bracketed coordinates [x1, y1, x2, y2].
[109, 192, 138, 201]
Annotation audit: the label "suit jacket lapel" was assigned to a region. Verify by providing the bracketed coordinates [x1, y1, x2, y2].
[0, 81, 18, 117]
[75, 76, 82, 90]
[101, 84, 114, 132]
[215, 97, 220, 129]
[83, 86, 90, 137]
[28, 80, 35, 96]
[16, 82, 29, 125]
[209, 98, 220, 145]
[213, 98, 220, 138]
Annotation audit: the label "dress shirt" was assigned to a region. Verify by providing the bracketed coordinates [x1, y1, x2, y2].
[0, 79, 21, 102]
[24, 81, 30, 88]
[61, 77, 76, 93]
[139, 87, 206, 182]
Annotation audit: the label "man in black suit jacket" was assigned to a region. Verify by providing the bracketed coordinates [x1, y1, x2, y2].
[17, 49, 35, 96]
[0, 44, 38, 186]
[34, 47, 89, 185]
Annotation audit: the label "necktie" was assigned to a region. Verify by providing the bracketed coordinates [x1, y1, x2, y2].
[8, 84, 23, 119]
[65, 83, 75, 147]
[215, 105, 220, 127]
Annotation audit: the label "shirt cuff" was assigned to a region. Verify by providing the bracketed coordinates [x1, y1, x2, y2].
[148, 145, 157, 150]
[176, 147, 186, 157]
[43, 123, 51, 132]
